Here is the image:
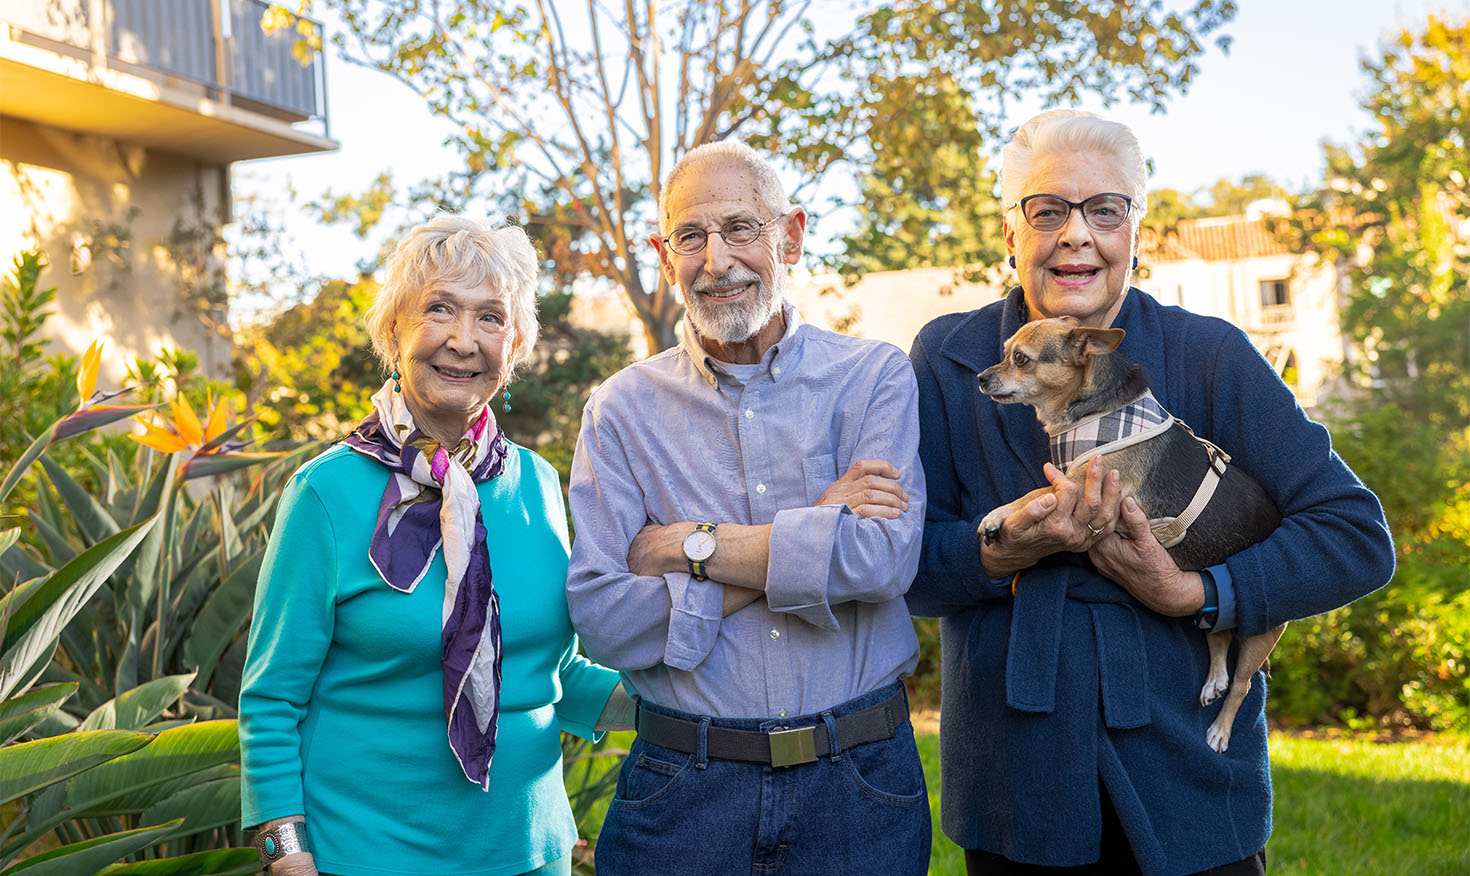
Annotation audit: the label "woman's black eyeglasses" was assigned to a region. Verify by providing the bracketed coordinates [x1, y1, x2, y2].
[1012, 193, 1132, 232]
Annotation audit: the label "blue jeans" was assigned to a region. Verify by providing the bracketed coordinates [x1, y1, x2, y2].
[594, 682, 931, 875]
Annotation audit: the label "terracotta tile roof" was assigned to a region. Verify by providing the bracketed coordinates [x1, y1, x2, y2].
[1140, 215, 1295, 263]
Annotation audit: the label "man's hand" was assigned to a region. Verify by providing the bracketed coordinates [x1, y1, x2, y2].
[815, 459, 909, 519]
[627, 522, 697, 578]
[1088, 497, 1205, 617]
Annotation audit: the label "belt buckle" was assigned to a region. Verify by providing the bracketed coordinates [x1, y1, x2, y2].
[768, 726, 817, 768]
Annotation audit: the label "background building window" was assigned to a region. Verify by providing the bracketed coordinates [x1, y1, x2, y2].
[1260, 279, 1290, 307]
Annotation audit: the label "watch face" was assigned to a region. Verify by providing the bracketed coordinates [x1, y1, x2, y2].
[683, 529, 716, 562]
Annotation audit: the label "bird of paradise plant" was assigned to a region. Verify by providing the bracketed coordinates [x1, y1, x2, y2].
[130, 389, 280, 480]
[0, 339, 155, 505]
[0, 336, 299, 873]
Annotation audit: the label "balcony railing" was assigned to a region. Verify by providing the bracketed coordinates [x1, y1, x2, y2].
[3, 0, 325, 124]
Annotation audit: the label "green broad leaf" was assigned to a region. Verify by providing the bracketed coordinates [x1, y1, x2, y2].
[214, 482, 239, 563]
[137, 718, 194, 733]
[0, 545, 46, 592]
[138, 774, 241, 837]
[0, 641, 57, 709]
[0, 729, 151, 806]
[62, 720, 240, 817]
[0, 682, 77, 746]
[0, 529, 17, 559]
[180, 451, 281, 480]
[158, 546, 223, 663]
[39, 456, 121, 545]
[78, 672, 196, 732]
[0, 818, 183, 876]
[97, 847, 259, 875]
[182, 550, 263, 689]
[113, 460, 175, 610]
[0, 424, 57, 506]
[25, 510, 76, 567]
[0, 518, 159, 702]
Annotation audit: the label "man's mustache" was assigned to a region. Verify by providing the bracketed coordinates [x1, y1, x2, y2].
[691, 268, 761, 294]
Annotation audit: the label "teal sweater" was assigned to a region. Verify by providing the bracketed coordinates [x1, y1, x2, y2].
[240, 443, 619, 876]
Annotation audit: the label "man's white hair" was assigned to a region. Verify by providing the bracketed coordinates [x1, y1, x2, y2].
[658, 141, 790, 233]
[999, 109, 1150, 229]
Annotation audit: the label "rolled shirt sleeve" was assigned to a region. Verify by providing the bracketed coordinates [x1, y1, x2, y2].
[567, 399, 703, 671]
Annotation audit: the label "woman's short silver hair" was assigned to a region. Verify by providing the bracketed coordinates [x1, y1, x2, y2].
[364, 213, 541, 380]
[999, 109, 1150, 228]
[658, 140, 790, 233]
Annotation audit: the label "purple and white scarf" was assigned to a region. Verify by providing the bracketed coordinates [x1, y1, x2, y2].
[1048, 390, 1174, 475]
[343, 382, 509, 790]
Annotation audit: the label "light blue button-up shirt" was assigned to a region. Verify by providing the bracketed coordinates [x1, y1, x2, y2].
[567, 303, 925, 718]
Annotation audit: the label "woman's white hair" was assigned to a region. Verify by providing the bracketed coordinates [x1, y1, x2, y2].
[364, 213, 541, 380]
[658, 141, 790, 233]
[999, 109, 1150, 228]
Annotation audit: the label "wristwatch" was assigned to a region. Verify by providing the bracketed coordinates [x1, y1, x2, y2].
[682, 522, 717, 580]
[254, 820, 308, 868]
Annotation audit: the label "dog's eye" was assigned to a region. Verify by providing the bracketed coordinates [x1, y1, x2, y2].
[1011, 350, 1030, 367]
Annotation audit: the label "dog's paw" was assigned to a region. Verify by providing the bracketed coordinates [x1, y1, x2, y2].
[1199, 673, 1229, 706]
[1206, 720, 1231, 753]
[978, 510, 1006, 545]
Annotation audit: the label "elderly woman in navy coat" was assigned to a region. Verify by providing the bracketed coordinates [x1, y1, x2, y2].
[907, 109, 1394, 876]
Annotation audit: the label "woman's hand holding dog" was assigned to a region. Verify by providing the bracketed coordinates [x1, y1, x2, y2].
[980, 456, 1122, 578]
[1088, 496, 1206, 617]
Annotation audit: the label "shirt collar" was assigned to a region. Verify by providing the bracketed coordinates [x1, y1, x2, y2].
[678, 299, 804, 388]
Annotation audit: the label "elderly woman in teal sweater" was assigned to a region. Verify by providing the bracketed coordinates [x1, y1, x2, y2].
[240, 214, 629, 876]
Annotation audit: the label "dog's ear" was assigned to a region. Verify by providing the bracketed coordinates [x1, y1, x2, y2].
[1065, 327, 1125, 363]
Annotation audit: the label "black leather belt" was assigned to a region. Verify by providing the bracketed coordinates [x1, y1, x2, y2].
[634, 689, 908, 768]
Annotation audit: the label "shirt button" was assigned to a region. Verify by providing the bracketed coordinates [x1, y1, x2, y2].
[744, 409, 754, 419]
[769, 628, 780, 639]
[773, 366, 782, 376]
[777, 709, 788, 718]
[756, 483, 767, 494]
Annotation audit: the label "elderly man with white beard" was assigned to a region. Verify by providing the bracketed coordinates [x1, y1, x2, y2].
[566, 141, 932, 875]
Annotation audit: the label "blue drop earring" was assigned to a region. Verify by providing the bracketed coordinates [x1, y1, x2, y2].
[502, 389, 511, 413]
[390, 367, 402, 393]
[1131, 256, 1139, 270]
[1008, 255, 1016, 269]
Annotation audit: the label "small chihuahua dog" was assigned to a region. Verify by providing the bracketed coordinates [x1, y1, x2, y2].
[978, 316, 1286, 753]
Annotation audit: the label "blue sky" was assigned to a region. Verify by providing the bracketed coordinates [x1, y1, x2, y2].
[234, 0, 1468, 292]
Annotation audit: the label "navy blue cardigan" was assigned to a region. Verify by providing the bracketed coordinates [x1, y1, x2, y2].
[907, 287, 1394, 875]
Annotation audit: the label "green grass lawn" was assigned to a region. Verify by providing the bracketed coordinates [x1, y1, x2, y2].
[577, 730, 1470, 875]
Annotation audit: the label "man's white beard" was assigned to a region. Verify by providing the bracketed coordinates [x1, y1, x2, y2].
[686, 266, 783, 344]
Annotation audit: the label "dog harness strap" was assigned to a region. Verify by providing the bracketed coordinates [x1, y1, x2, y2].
[1149, 437, 1231, 548]
[1051, 391, 1174, 474]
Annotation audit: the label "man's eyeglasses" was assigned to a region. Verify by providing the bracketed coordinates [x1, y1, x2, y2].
[662, 210, 792, 256]
[1012, 193, 1132, 233]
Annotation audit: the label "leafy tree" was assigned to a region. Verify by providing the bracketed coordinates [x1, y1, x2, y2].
[1143, 173, 1292, 234]
[1266, 16, 1470, 734]
[272, 0, 1236, 351]
[236, 277, 381, 440]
